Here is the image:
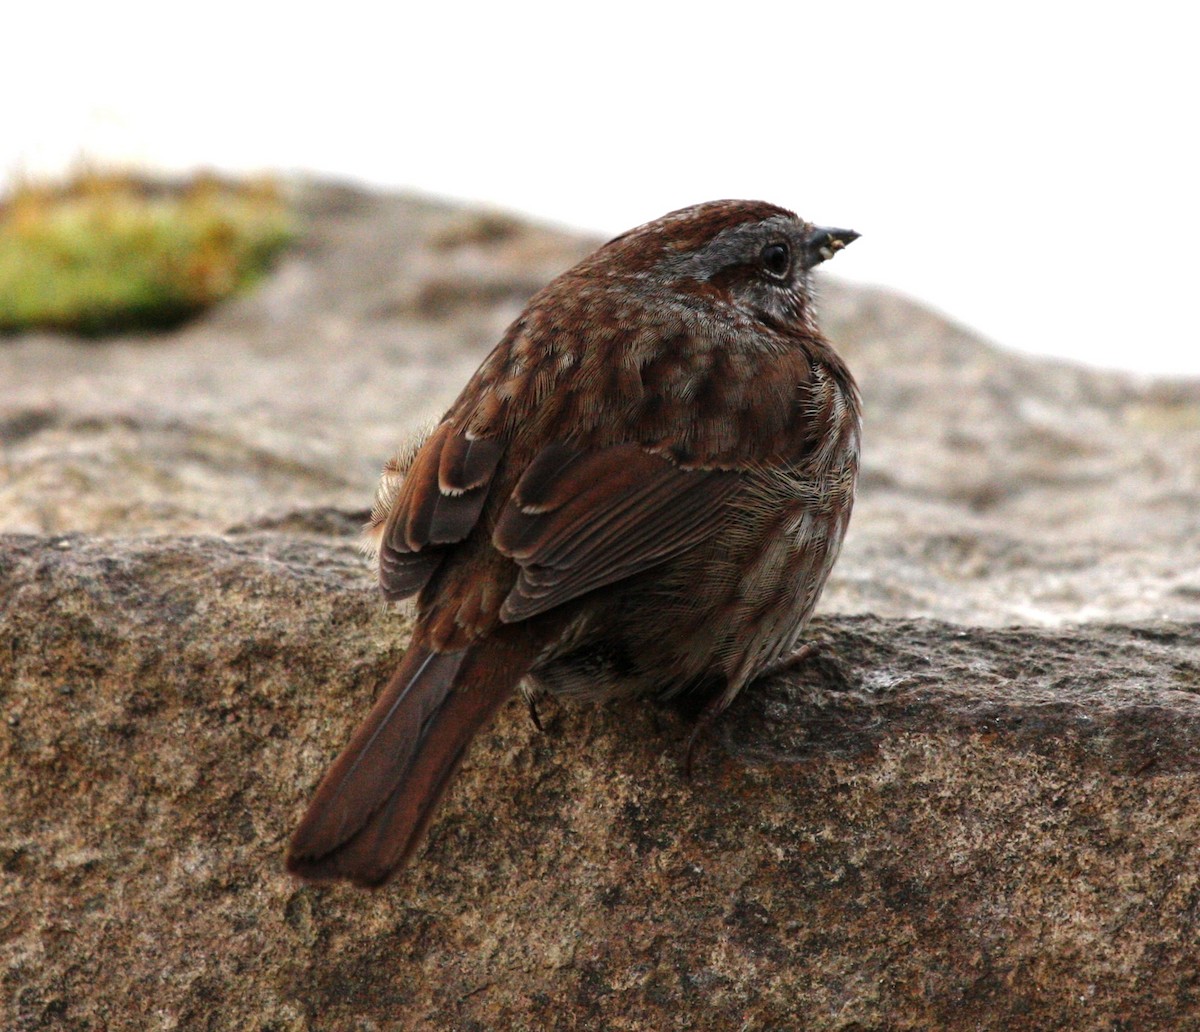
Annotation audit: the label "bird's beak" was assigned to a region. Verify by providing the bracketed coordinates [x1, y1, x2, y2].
[803, 227, 860, 269]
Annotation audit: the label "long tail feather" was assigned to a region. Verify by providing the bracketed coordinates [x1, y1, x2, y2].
[287, 638, 530, 886]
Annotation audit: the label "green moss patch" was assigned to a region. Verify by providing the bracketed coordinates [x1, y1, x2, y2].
[0, 172, 294, 336]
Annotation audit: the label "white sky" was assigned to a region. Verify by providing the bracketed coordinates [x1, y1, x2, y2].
[4, 2, 1197, 375]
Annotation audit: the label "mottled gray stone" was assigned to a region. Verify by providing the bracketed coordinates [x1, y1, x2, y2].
[2, 182, 1199, 1030]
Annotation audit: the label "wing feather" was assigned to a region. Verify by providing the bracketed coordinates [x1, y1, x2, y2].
[377, 424, 503, 600]
[494, 444, 739, 622]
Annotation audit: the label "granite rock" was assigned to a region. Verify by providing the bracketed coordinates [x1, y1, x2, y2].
[2, 183, 1200, 1030]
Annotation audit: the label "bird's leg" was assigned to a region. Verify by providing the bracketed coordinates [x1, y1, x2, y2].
[753, 641, 819, 682]
[684, 703, 720, 780]
[526, 695, 545, 732]
[684, 643, 822, 778]
[520, 683, 547, 732]
[684, 682, 739, 780]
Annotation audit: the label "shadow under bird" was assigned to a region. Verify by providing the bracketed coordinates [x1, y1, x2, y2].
[287, 200, 860, 887]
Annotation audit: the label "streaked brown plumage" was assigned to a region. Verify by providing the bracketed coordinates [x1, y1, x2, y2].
[287, 200, 861, 887]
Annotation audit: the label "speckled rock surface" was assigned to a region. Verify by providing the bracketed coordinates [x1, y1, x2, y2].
[3, 183, 1200, 1030]
[4, 535, 1200, 1031]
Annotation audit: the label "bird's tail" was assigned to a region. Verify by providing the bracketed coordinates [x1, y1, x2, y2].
[286, 636, 536, 887]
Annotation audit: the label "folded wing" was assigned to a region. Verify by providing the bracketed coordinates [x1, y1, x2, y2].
[377, 424, 504, 600]
[494, 443, 741, 622]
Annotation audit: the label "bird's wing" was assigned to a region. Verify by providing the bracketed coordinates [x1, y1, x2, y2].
[493, 442, 740, 622]
[377, 422, 503, 600]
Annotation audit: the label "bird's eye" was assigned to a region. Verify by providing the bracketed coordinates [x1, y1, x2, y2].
[760, 242, 791, 279]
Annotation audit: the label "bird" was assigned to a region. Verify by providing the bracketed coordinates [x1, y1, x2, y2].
[286, 200, 860, 887]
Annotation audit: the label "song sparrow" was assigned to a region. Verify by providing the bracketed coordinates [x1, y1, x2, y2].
[287, 200, 860, 886]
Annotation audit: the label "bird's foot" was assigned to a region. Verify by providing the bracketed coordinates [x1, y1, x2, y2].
[754, 641, 820, 682]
